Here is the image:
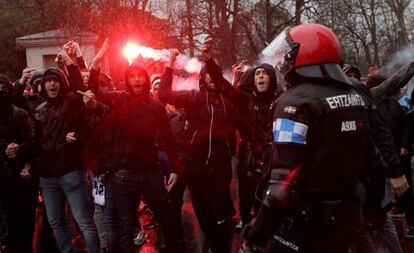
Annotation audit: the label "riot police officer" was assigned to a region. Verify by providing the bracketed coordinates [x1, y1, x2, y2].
[240, 23, 386, 253]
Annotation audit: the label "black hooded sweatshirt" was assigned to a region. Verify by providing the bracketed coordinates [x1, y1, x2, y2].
[90, 65, 180, 174]
[204, 60, 279, 167]
[158, 64, 242, 167]
[0, 76, 32, 178]
[34, 66, 87, 177]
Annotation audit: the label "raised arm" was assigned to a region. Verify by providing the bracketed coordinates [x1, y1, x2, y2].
[158, 49, 197, 109]
[57, 50, 86, 92]
[370, 61, 414, 104]
[14, 68, 37, 96]
[352, 80, 408, 196]
[199, 38, 250, 105]
[88, 38, 110, 94]
[72, 41, 88, 69]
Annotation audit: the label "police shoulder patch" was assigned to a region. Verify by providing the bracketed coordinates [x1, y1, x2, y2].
[273, 118, 308, 144]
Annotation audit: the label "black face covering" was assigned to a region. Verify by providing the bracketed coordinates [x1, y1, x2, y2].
[0, 90, 12, 117]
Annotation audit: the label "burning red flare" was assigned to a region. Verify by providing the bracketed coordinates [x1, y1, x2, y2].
[122, 40, 202, 74]
[123, 41, 141, 65]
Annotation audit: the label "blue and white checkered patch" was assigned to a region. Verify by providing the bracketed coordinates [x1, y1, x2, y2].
[273, 118, 308, 144]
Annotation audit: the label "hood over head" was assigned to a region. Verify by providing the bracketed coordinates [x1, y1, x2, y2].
[0, 74, 14, 116]
[252, 63, 278, 104]
[40, 67, 70, 100]
[0, 74, 13, 91]
[237, 68, 255, 94]
[124, 64, 151, 96]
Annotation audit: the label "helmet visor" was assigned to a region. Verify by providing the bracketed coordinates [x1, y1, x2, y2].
[262, 28, 297, 91]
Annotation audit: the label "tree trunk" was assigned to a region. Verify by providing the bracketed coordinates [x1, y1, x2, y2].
[295, 0, 304, 25]
[185, 0, 195, 57]
[386, 0, 410, 46]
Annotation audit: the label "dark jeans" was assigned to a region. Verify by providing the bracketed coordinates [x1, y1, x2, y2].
[39, 170, 100, 253]
[103, 175, 120, 253]
[113, 169, 178, 253]
[188, 159, 234, 253]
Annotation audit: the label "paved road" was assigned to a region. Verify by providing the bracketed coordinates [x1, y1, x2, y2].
[137, 184, 414, 253]
[32, 180, 414, 253]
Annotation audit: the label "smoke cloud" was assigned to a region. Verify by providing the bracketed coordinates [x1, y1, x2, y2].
[381, 45, 414, 94]
[125, 43, 203, 74]
[172, 76, 200, 91]
[124, 42, 234, 91]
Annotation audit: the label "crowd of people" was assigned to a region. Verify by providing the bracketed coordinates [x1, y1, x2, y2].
[0, 23, 414, 253]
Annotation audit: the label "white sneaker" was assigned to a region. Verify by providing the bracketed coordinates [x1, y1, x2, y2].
[134, 230, 147, 246]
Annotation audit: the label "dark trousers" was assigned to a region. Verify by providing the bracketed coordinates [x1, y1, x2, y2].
[188, 160, 234, 253]
[103, 175, 120, 253]
[35, 201, 60, 253]
[400, 154, 414, 226]
[237, 164, 262, 224]
[168, 176, 187, 248]
[1, 176, 38, 253]
[114, 170, 178, 253]
[237, 142, 271, 225]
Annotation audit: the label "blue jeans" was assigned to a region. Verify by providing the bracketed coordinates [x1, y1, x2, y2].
[374, 213, 403, 253]
[39, 170, 100, 253]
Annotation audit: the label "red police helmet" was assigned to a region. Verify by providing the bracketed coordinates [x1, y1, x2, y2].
[290, 23, 341, 67]
[268, 23, 350, 90]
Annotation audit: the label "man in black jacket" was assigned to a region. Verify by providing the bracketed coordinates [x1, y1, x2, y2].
[0, 74, 35, 253]
[35, 53, 101, 253]
[201, 58, 280, 230]
[94, 64, 179, 253]
[367, 74, 414, 238]
[159, 50, 241, 253]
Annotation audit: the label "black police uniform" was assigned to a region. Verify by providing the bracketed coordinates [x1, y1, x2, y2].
[242, 80, 386, 253]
